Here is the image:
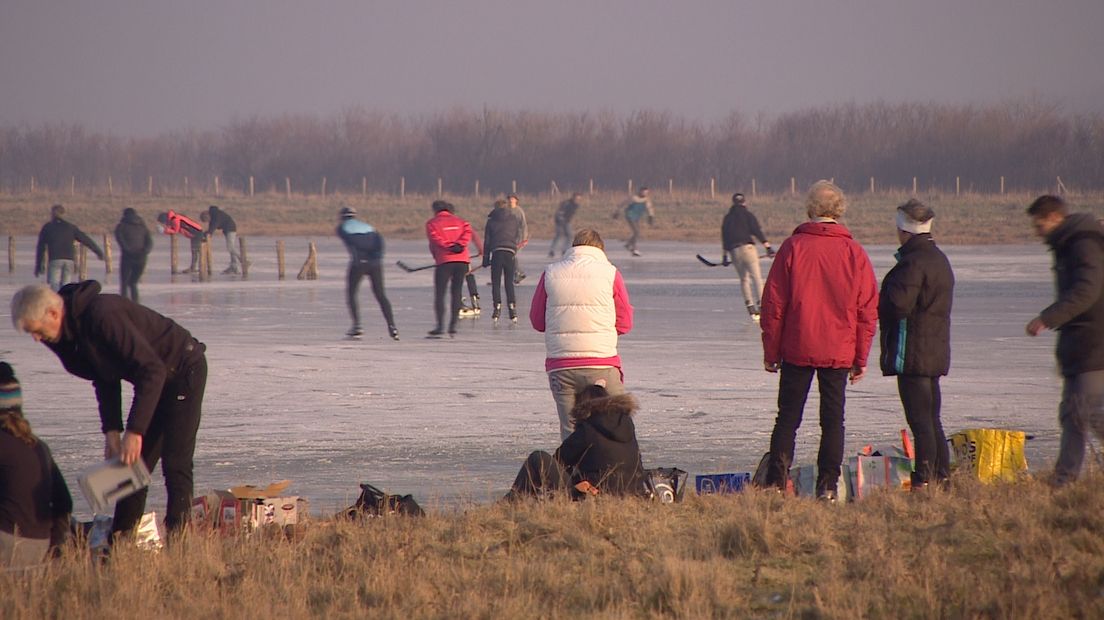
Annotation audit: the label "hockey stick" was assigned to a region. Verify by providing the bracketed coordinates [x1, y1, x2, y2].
[396, 260, 435, 273]
[696, 254, 729, 267]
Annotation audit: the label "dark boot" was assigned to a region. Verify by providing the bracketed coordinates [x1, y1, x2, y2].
[492, 303, 502, 322]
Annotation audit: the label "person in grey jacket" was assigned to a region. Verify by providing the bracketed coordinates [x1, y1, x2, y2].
[483, 195, 528, 323]
[114, 208, 153, 302]
[34, 204, 104, 290]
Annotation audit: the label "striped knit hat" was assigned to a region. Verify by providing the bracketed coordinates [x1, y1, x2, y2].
[0, 362, 21, 411]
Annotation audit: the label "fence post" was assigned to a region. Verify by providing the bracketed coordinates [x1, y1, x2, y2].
[239, 237, 249, 279]
[751, 178, 757, 197]
[321, 177, 327, 197]
[437, 178, 443, 197]
[1057, 176, 1067, 195]
[710, 178, 715, 199]
[913, 177, 918, 194]
[550, 180, 559, 196]
[108, 176, 113, 196]
[791, 177, 796, 195]
[170, 235, 179, 274]
[148, 176, 153, 196]
[668, 178, 673, 195]
[286, 177, 291, 200]
[215, 176, 221, 197]
[474, 179, 480, 197]
[589, 178, 594, 195]
[276, 240, 286, 280]
[1000, 176, 1005, 194]
[869, 177, 875, 193]
[7, 236, 14, 273]
[956, 176, 960, 196]
[249, 176, 255, 197]
[203, 239, 213, 279]
[628, 179, 633, 196]
[362, 177, 367, 197]
[103, 235, 113, 275]
[400, 176, 405, 199]
[184, 176, 190, 197]
[78, 245, 88, 280]
[512, 180, 517, 194]
[70, 177, 75, 196]
[31, 177, 36, 193]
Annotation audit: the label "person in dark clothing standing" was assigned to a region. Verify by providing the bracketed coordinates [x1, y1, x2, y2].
[0, 362, 73, 569]
[114, 208, 153, 303]
[1025, 195, 1104, 485]
[506, 385, 647, 500]
[201, 205, 244, 275]
[336, 207, 399, 340]
[721, 193, 775, 321]
[878, 199, 955, 489]
[549, 193, 583, 257]
[11, 281, 206, 537]
[34, 204, 105, 291]
[483, 198, 526, 323]
[156, 210, 205, 274]
[425, 201, 473, 337]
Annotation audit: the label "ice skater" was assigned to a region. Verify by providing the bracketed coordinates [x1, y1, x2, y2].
[114, 207, 153, 303]
[425, 201, 473, 337]
[201, 205, 245, 275]
[721, 193, 774, 321]
[336, 206, 399, 340]
[614, 187, 654, 257]
[483, 198, 526, 323]
[34, 204, 104, 291]
[156, 210, 205, 274]
[549, 193, 583, 257]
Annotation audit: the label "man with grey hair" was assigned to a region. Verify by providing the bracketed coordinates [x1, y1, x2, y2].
[878, 199, 955, 489]
[10, 281, 206, 537]
[759, 181, 878, 501]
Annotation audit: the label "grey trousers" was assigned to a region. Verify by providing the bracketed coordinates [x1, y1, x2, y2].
[728, 245, 763, 310]
[0, 529, 49, 571]
[1055, 369, 1104, 484]
[47, 259, 76, 291]
[224, 231, 243, 271]
[548, 366, 625, 440]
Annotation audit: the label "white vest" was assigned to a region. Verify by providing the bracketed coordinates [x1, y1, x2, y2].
[542, 245, 619, 358]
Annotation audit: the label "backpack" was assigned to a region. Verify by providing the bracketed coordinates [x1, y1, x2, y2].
[644, 467, 688, 503]
[342, 483, 425, 518]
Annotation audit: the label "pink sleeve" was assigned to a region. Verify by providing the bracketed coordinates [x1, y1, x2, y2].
[529, 273, 548, 332]
[613, 271, 634, 335]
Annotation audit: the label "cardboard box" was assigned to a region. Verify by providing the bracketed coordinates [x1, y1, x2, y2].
[195, 481, 307, 533]
[790, 464, 851, 502]
[77, 459, 153, 515]
[695, 472, 751, 495]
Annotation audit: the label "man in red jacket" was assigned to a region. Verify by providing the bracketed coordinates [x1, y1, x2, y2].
[759, 180, 878, 501]
[425, 201, 473, 337]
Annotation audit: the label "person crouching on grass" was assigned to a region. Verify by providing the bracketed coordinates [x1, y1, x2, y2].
[0, 362, 73, 570]
[504, 384, 647, 501]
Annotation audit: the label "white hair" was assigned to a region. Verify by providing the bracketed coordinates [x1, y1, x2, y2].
[10, 285, 62, 331]
[806, 180, 847, 220]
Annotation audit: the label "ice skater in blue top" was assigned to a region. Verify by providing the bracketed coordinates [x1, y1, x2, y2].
[336, 207, 399, 340]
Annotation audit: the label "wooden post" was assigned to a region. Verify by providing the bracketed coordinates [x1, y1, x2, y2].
[1000, 176, 1005, 194]
[297, 241, 319, 280]
[589, 179, 594, 195]
[31, 177, 36, 193]
[7, 236, 14, 273]
[668, 178, 674, 195]
[362, 177, 367, 197]
[956, 176, 960, 196]
[869, 177, 875, 193]
[628, 179, 633, 196]
[437, 177, 442, 197]
[551, 180, 559, 196]
[1057, 176, 1067, 195]
[78, 245, 88, 281]
[249, 176, 255, 197]
[103, 235, 113, 275]
[276, 240, 286, 280]
[70, 176, 75, 196]
[108, 176, 113, 196]
[184, 176, 189, 196]
[791, 177, 796, 195]
[148, 176, 153, 195]
[400, 176, 405, 199]
[912, 177, 918, 194]
[170, 235, 179, 275]
[512, 180, 517, 194]
[710, 178, 715, 199]
[321, 177, 327, 197]
[474, 179, 480, 197]
[239, 237, 249, 279]
[197, 239, 208, 281]
[204, 239, 213, 278]
[751, 178, 757, 197]
[285, 177, 291, 200]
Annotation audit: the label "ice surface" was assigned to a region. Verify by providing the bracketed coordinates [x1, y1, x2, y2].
[0, 235, 1080, 515]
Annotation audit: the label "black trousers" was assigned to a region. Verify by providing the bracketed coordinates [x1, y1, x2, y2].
[346, 260, 395, 329]
[119, 255, 147, 303]
[509, 451, 570, 498]
[898, 375, 949, 485]
[490, 250, 517, 306]
[465, 272, 480, 303]
[113, 353, 206, 535]
[765, 363, 849, 494]
[434, 262, 468, 331]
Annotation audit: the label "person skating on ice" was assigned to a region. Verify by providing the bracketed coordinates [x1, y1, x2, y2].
[721, 193, 774, 321]
[336, 206, 399, 340]
[425, 201, 473, 337]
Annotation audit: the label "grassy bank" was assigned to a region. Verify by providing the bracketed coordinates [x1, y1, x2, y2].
[4, 474, 1103, 618]
[4, 191, 1104, 246]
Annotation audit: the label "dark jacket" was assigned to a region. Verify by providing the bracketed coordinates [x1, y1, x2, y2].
[0, 433, 72, 540]
[34, 217, 104, 274]
[1040, 213, 1104, 376]
[484, 206, 526, 253]
[336, 218, 384, 263]
[46, 281, 206, 435]
[721, 204, 767, 250]
[878, 233, 955, 377]
[554, 199, 580, 225]
[554, 394, 646, 496]
[114, 209, 153, 259]
[205, 206, 237, 234]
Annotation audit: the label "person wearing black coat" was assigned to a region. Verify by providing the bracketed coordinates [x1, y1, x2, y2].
[34, 204, 105, 291]
[721, 193, 774, 319]
[878, 200, 955, 487]
[336, 207, 398, 340]
[202, 205, 244, 275]
[483, 198, 527, 323]
[506, 385, 647, 500]
[114, 208, 153, 303]
[1025, 195, 1104, 485]
[10, 281, 207, 536]
[0, 362, 72, 569]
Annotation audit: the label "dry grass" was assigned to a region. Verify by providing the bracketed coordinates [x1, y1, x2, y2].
[4, 474, 1103, 619]
[3, 191, 1104, 246]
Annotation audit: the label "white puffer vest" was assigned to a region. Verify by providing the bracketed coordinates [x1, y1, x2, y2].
[543, 245, 619, 358]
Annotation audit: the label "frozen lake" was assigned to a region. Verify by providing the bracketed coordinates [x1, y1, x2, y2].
[0, 235, 1082, 515]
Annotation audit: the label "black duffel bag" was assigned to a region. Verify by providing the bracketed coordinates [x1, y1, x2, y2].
[342, 483, 425, 518]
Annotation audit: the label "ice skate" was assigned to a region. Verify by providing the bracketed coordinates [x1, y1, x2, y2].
[508, 303, 518, 325]
[346, 326, 364, 340]
[427, 327, 446, 338]
[748, 304, 761, 324]
[491, 303, 502, 323]
[388, 325, 400, 341]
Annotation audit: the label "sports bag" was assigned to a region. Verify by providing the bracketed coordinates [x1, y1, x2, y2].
[343, 483, 425, 518]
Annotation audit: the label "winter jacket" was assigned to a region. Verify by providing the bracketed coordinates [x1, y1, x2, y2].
[554, 394, 647, 496]
[484, 206, 527, 253]
[336, 218, 384, 263]
[624, 195, 654, 223]
[530, 245, 633, 366]
[761, 221, 878, 369]
[0, 433, 72, 540]
[721, 204, 768, 249]
[425, 211, 473, 265]
[205, 206, 237, 234]
[114, 209, 153, 259]
[1040, 213, 1104, 376]
[878, 233, 954, 377]
[45, 281, 206, 435]
[554, 199, 581, 225]
[34, 217, 104, 274]
[160, 210, 204, 248]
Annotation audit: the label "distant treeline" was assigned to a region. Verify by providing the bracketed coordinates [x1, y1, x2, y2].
[1, 101, 1101, 196]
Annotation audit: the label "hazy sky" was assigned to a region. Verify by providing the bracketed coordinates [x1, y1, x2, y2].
[2, 0, 1102, 135]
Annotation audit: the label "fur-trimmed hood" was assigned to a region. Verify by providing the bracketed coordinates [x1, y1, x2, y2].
[569, 393, 638, 444]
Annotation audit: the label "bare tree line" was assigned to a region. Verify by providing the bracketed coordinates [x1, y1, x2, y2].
[0, 101, 1100, 196]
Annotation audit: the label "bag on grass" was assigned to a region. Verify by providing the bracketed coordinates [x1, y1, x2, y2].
[949, 429, 1028, 482]
[644, 468, 688, 503]
[343, 483, 425, 518]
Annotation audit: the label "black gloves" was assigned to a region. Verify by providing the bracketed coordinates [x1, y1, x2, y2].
[448, 243, 464, 254]
[482, 252, 492, 268]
